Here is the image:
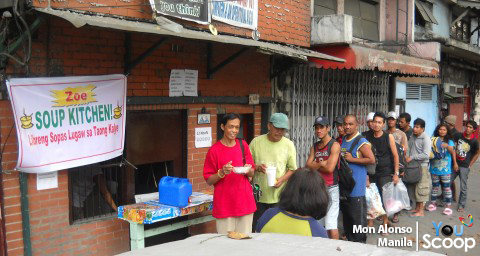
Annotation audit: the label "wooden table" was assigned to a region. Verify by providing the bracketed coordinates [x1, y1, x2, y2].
[118, 192, 214, 250]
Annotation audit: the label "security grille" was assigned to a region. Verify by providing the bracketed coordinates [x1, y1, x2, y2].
[289, 67, 389, 166]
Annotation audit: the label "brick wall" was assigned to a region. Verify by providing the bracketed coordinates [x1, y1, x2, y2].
[1, 16, 270, 255]
[33, 0, 311, 47]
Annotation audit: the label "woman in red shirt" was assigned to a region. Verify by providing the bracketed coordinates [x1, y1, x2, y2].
[203, 113, 256, 234]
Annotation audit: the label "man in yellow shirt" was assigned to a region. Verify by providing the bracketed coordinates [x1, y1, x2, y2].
[250, 113, 297, 230]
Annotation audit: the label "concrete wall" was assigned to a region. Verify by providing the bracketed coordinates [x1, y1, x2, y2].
[385, 0, 414, 42]
[1, 16, 270, 255]
[311, 14, 352, 44]
[432, 0, 451, 38]
[396, 82, 438, 136]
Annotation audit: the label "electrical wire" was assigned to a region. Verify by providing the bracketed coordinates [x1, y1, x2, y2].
[0, 123, 15, 174]
[13, 0, 32, 65]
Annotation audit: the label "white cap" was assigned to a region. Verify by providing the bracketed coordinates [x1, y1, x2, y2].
[367, 112, 375, 121]
[387, 111, 398, 119]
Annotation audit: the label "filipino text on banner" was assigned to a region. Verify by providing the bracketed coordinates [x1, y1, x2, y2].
[212, 0, 258, 29]
[7, 74, 127, 173]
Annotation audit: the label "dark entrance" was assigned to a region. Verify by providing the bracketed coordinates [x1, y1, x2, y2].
[124, 110, 189, 246]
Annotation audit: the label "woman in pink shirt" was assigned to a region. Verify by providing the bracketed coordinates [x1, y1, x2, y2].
[203, 113, 256, 234]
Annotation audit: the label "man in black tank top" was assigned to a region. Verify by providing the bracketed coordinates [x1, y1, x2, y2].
[366, 112, 400, 229]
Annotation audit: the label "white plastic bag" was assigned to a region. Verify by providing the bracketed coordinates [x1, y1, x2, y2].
[382, 180, 410, 217]
[365, 183, 386, 219]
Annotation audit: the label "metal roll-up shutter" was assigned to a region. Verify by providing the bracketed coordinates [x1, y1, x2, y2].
[290, 67, 389, 166]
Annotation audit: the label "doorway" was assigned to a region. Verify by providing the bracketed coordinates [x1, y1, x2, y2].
[124, 110, 189, 246]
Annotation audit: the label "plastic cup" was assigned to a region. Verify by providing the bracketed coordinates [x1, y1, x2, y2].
[266, 167, 277, 187]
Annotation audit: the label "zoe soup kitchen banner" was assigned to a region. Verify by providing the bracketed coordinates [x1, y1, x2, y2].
[7, 74, 127, 173]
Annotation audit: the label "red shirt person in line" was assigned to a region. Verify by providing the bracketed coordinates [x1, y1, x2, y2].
[203, 113, 256, 234]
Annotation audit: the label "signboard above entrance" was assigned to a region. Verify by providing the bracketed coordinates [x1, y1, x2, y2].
[149, 0, 209, 24]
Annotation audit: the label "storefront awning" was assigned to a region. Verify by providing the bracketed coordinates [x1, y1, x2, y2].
[35, 8, 344, 63]
[445, 92, 468, 99]
[309, 45, 439, 76]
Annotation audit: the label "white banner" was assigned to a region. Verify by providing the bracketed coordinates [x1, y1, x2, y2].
[7, 74, 127, 173]
[211, 0, 258, 30]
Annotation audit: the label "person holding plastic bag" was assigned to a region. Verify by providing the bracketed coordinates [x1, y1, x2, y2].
[366, 176, 386, 229]
[382, 180, 410, 217]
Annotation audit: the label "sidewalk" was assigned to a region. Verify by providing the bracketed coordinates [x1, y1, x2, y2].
[365, 160, 480, 255]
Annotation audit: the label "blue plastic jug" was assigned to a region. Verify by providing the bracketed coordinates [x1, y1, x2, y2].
[159, 176, 192, 208]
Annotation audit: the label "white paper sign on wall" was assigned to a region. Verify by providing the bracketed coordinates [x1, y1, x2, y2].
[195, 127, 212, 148]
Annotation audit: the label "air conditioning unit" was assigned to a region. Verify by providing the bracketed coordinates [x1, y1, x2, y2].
[444, 83, 464, 94]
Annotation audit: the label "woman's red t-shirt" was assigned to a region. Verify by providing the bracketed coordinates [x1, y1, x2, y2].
[203, 139, 257, 218]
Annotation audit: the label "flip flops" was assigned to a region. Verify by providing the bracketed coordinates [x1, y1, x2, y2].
[443, 208, 453, 215]
[426, 203, 437, 212]
[392, 214, 399, 223]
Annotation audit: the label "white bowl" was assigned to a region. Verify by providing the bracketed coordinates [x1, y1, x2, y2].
[233, 167, 250, 174]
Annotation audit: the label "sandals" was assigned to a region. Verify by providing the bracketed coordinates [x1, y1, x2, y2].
[392, 214, 399, 223]
[443, 208, 453, 216]
[427, 203, 437, 212]
[458, 208, 464, 212]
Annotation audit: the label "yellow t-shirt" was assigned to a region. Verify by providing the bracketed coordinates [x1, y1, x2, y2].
[249, 134, 297, 204]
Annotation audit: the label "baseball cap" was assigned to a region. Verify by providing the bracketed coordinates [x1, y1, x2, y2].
[313, 116, 330, 126]
[334, 115, 344, 125]
[270, 113, 289, 129]
[367, 112, 375, 121]
[387, 111, 398, 119]
[444, 115, 456, 126]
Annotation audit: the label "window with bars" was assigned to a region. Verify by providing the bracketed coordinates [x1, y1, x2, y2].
[406, 85, 433, 101]
[69, 157, 123, 223]
[450, 19, 470, 43]
[314, 0, 337, 16]
[345, 0, 379, 41]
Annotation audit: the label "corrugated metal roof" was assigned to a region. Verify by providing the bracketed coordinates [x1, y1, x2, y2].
[309, 45, 439, 77]
[35, 8, 344, 63]
[458, 0, 480, 9]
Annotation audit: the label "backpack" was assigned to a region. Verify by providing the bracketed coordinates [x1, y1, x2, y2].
[338, 136, 362, 198]
[430, 137, 447, 160]
[395, 142, 406, 170]
[363, 131, 379, 175]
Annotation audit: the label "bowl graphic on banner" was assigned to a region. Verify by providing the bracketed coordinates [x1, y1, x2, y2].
[20, 112, 33, 129]
[114, 105, 122, 119]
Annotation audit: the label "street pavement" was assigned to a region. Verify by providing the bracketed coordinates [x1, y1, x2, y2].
[364, 160, 480, 255]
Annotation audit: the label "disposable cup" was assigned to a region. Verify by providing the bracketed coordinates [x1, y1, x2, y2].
[266, 167, 277, 187]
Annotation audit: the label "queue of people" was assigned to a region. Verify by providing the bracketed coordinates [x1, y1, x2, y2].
[202, 111, 479, 243]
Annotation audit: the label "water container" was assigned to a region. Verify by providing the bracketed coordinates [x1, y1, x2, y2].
[159, 176, 192, 207]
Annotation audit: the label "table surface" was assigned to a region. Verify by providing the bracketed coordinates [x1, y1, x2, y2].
[119, 233, 442, 256]
[117, 192, 213, 224]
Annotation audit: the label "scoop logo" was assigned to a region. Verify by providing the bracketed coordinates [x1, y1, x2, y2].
[422, 215, 476, 252]
[460, 215, 473, 227]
